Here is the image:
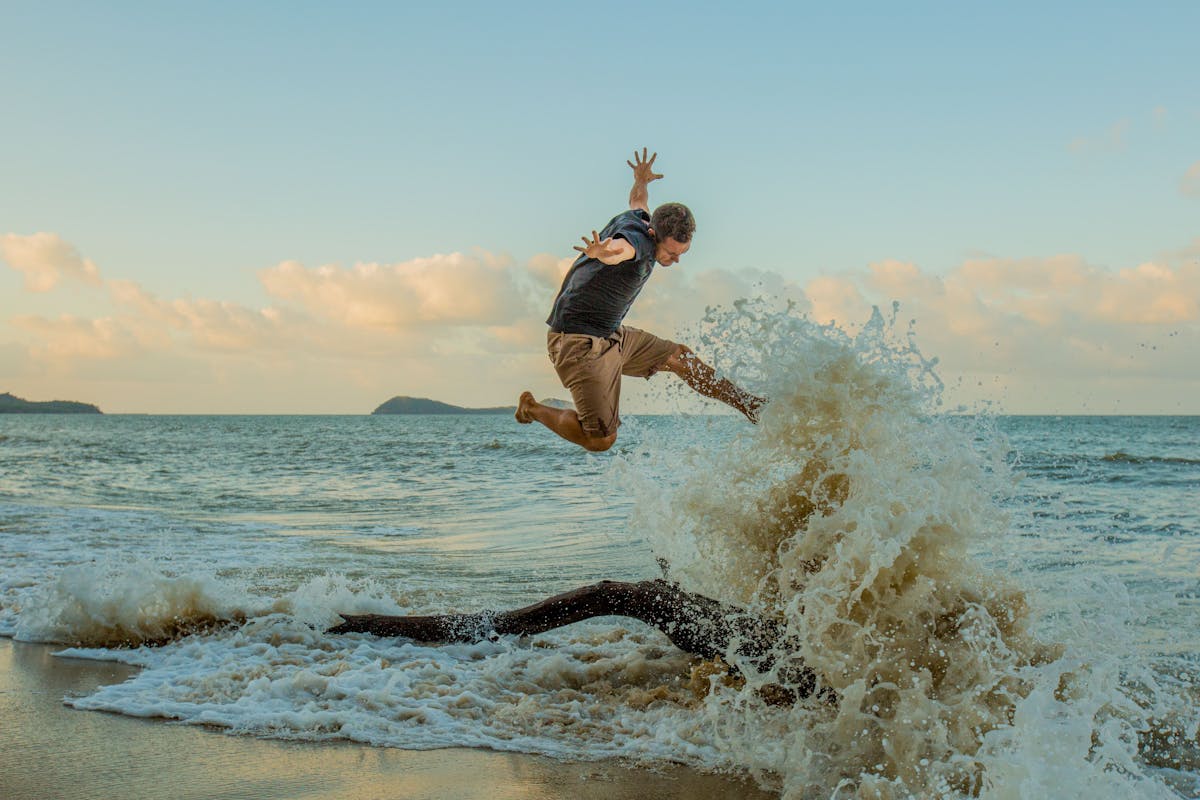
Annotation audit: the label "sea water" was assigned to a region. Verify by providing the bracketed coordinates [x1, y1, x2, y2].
[1, 307, 1197, 799]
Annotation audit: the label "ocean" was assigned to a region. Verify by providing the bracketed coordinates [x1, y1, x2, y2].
[1, 309, 1197, 799]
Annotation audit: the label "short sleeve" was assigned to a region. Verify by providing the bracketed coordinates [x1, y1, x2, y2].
[611, 210, 654, 264]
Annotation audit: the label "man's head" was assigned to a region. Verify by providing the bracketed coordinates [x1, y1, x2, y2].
[649, 202, 695, 266]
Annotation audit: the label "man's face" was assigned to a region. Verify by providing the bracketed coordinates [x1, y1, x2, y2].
[655, 236, 690, 267]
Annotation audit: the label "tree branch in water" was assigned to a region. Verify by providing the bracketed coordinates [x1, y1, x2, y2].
[328, 579, 821, 700]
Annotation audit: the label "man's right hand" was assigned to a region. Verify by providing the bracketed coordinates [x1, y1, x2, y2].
[627, 148, 663, 185]
[627, 148, 662, 212]
[573, 230, 635, 264]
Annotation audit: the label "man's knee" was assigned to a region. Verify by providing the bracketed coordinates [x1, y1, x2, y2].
[582, 432, 618, 452]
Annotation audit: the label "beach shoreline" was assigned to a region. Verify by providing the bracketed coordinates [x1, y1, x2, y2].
[0, 637, 774, 800]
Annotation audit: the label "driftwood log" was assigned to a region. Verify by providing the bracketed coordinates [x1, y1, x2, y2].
[328, 579, 820, 699]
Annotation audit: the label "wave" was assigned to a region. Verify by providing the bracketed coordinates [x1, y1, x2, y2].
[13, 561, 253, 648]
[1102, 451, 1200, 466]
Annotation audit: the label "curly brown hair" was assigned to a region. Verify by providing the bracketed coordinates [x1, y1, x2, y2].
[650, 202, 696, 243]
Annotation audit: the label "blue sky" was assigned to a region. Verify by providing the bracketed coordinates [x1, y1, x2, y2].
[2, 2, 1197, 412]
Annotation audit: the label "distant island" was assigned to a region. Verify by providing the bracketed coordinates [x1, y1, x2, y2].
[372, 396, 572, 415]
[0, 392, 102, 414]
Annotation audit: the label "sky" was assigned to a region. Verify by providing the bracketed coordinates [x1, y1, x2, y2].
[1, 1, 1197, 414]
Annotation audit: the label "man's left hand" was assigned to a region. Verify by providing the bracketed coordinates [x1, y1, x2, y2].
[573, 230, 631, 263]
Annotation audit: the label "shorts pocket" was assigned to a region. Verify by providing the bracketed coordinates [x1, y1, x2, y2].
[558, 336, 598, 364]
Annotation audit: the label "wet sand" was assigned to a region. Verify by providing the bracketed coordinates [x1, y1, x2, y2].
[0, 637, 776, 800]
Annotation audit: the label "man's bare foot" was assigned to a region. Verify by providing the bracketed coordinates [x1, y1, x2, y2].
[744, 394, 767, 424]
[515, 391, 537, 424]
[734, 393, 763, 429]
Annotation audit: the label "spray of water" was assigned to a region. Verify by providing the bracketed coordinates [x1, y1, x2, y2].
[625, 299, 1184, 798]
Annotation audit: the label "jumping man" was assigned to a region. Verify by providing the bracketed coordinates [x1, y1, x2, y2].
[515, 149, 763, 452]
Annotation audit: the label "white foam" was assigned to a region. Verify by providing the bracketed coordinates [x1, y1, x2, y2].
[65, 603, 729, 767]
[0, 503, 305, 639]
[14, 559, 254, 646]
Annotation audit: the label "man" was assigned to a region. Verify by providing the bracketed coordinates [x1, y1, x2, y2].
[516, 149, 763, 452]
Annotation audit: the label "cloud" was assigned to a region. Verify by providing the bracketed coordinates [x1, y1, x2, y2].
[15, 247, 557, 364]
[1181, 161, 1200, 197]
[526, 253, 574, 290]
[798, 252, 1199, 397]
[1068, 118, 1130, 154]
[15, 280, 334, 367]
[787, 252, 1193, 351]
[1, 232, 102, 292]
[4, 232, 1198, 413]
[1093, 262, 1199, 324]
[259, 251, 532, 331]
[2, 238, 573, 411]
[11, 314, 145, 359]
[109, 280, 323, 353]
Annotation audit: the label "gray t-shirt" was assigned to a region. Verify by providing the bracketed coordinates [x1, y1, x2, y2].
[546, 209, 656, 338]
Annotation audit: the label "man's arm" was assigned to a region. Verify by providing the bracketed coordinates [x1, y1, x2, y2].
[569, 149, 662, 265]
[627, 148, 663, 212]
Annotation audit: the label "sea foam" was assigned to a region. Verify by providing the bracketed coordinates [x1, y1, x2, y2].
[14, 559, 254, 647]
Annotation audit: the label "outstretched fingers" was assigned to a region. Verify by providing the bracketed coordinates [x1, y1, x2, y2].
[633, 146, 656, 165]
[573, 230, 601, 254]
[573, 231, 622, 259]
[628, 147, 664, 181]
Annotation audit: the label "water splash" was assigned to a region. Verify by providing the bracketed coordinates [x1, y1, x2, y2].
[626, 299, 1188, 798]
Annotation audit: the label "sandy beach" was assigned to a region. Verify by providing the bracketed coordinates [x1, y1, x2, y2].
[0, 637, 774, 800]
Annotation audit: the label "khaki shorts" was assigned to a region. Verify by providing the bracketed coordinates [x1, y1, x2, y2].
[547, 326, 679, 438]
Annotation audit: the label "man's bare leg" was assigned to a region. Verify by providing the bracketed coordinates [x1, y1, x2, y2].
[663, 347, 764, 422]
[516, 391, 616, 452]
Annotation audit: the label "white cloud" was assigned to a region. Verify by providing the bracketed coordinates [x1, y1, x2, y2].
[1068, 118, 1130, 154]
[1, 232, 102, 292]
[796, 252, 1200, 408]
[1093, 262, 1199, 324]
[10, 315, 130, 359]
[1181, 161, 1200, 197]
[526, 253, 574, 290]
[4, 232, 1198, 413]
[806, 253, 1198, 333]
[106, 279, 322, 354]
[259, 251, 532, 331]
[12, 247, 557, 362]
[2, 239, 572, 411]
